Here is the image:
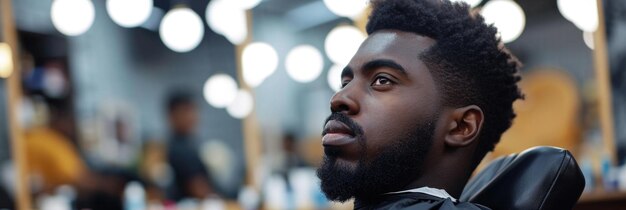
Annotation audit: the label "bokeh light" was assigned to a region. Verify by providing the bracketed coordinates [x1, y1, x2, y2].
[326, 64, 343, 92]
[106, 0, 153, 28]
[159, 7, 204, 53]
[227, 89, 254, 119]
[0, 43, 13, 78]
[203, 74, 238, 108]
[242, 42, 279, 87]
[286, 45, 324, 83]
[324, 25, 366, 66]
[557, 0, 598, 32]
[51, 0, 95, 36]
[206, 0, 248, 45]
[237, 0, 262, 10]
[481, 0, 526, 43]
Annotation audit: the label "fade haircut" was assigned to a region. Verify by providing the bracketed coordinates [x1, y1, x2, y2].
[366, 0, 524, 165]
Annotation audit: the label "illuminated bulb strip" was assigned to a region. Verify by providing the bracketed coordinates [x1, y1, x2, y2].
[286, 45, 324, 83]
[51, 0, 95, 36]
[159, 7, 204, 53]
[0, 43, 14, 78]
[107, 0, 153, 28]
[480, 0, 526, 43]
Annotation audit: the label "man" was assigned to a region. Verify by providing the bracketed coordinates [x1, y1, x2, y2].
[24, 99, 87, 193]
[24, 98, 129, 210]
[165, 92, 215, 200]
[317, 0, 523, 209]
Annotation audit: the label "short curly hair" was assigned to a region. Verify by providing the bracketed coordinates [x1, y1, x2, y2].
[366, 0, 523, 165]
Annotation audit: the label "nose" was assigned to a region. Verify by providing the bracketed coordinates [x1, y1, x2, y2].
[330, 85, 360, 115]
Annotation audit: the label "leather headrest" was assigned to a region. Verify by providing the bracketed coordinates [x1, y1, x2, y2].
[460, 146, 585, 210]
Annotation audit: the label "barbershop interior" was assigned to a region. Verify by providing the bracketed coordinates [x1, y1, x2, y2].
[0, 0, 625, 209]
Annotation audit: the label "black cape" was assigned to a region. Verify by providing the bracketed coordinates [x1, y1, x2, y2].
[354, 192, 491, 210]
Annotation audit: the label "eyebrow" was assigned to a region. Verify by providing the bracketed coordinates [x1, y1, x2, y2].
[361, 59, 407, 76]
[341, 59, 408, 80]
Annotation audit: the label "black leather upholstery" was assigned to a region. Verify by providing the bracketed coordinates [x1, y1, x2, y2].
[460, 146, 585, 210]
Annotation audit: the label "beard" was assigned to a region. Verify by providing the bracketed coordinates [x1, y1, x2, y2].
[317, 113, 436, 202]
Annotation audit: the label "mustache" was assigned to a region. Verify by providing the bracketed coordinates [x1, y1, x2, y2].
[322, 112, 363, 137]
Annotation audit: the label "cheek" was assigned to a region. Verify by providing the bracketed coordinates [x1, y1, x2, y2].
[358, 94, 436, 152]
[358, 103, 412, 149]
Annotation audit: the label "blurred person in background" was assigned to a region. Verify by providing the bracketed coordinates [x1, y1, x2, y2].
[93, 113, 140, 171]
[24, 98, 86, 193]
[317, 0, 523, 209]
[20, 59, 129, 209]
[277, 133, 309, 177]
[165, 91, 216, 201]
[20, 56, 88, 195]
[137, 136, 176, 204]
[23, 97, 129, 210]
[276, 133, 309, 193]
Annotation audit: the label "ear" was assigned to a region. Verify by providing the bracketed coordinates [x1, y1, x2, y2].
[444, 105, 484, 148]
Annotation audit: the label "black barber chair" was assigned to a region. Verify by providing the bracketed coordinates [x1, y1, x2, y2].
[460, 146, 585, 210]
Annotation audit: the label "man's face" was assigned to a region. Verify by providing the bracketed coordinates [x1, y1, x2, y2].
[169, 103, 199, 135]
[317, 30, 442, 201]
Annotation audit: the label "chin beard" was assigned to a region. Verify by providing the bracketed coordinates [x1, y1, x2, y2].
[316, 121, 435, 202]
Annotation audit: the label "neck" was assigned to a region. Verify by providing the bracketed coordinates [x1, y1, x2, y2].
[401, 156, 476, 198]
[401, 170, 471, 198]
[353, 164, 472, 207]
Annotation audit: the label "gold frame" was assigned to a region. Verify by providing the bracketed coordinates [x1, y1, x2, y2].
[592, 0, 617, 164]
[1, 0, 32, 209]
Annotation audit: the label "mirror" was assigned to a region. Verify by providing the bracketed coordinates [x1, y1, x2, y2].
[603, 0, 626, 164]
[1, 0, 623, 209]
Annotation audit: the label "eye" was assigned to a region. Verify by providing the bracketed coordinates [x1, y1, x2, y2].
[372, 76, 394, 86]
[341, 79, 351, 88]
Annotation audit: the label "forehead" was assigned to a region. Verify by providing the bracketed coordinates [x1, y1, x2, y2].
[351, 30, 436, 66]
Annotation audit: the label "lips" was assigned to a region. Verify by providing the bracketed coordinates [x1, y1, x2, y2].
[322, 120, 356, 146]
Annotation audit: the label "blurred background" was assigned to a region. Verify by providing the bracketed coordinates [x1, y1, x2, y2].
[0, 0, 624, 209]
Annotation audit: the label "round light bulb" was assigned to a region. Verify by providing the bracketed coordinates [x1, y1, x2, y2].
[206, 0, 248, 45]
[327, 64, 343, 92]
[557, 0, 598, 32]
[573, 0, 598, 32]
[323, 0, 368, 19]
[286, 45, 324, 83]
[159, 7, 205, 52]
[481, 0, 526, 43]
[242, 42, 279, 87]
[203, 74, 238, 108]
[324, 25, 366, 66]
[107, 0, 153, 28]
[227, 89, 254, 119]
[557, 0, 576, 22]
[51, 0, 95, 36]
